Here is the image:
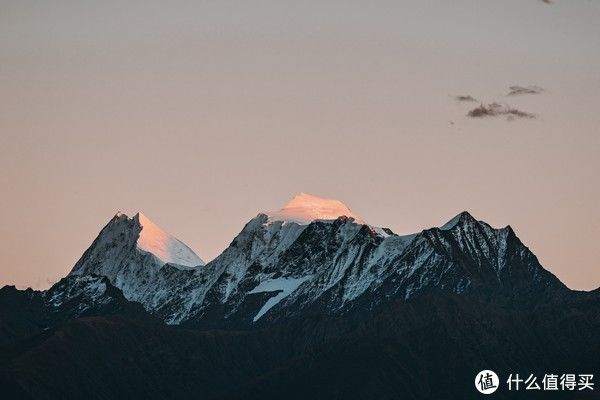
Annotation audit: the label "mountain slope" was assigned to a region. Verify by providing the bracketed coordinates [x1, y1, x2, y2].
[66, 195, 579, 329]
[181, 210, 569, 328]
[69, 212, 204, 314]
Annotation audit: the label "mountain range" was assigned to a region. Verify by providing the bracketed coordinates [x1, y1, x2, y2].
[1, 193, 598, 399]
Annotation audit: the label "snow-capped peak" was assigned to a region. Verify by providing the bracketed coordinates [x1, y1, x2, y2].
[267, 193, 365, 225]
[134, 212, 204, 267]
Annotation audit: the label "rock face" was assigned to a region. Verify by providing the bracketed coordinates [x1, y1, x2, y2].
[181, 211, 569, 329]
[67, 195, 570, 328]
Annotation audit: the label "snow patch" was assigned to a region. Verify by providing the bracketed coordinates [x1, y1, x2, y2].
[249, 276, 313, 321]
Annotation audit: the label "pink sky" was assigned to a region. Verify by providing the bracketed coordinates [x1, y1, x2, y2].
[1, 0, 599, 290]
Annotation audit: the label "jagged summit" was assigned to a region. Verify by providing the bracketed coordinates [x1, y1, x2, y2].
[438, 211, 514, 234]
[69, 211, 205, 309]
[440, 211, 478, 230]
[71, 211, 203, 279]
[267, 193, 365, 225]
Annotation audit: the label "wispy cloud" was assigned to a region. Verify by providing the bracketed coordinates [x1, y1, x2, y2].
[507, 85, 544, 96]
[467, 103, 535, 120]
[454, 95, 478, 102]
[539, 0, 554, 4]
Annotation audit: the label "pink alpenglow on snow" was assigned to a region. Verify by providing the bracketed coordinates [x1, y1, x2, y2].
[267, 193, 365, 225]
[135, 212, 204, 267]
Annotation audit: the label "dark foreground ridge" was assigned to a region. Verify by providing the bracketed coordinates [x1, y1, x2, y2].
[1, 289, 598, 399]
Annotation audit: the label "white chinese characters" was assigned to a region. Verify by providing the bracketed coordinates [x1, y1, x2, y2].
[506, 373, 594, 391]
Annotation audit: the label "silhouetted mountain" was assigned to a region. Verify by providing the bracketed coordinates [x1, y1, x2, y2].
[1, 291, 598, 399]
[0, 275, 156, 346]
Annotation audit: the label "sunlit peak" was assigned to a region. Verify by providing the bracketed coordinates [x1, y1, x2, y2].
[133, 212, 204, 267]
[267, 193, 364, 225]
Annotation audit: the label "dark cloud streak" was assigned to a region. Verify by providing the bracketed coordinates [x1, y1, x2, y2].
[507, 85, 544, 96]
[454, 95, 478, 102]
[467, 103, 535, 120]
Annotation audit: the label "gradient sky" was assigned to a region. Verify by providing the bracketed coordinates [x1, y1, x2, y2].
[1, 0, 599, 290]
